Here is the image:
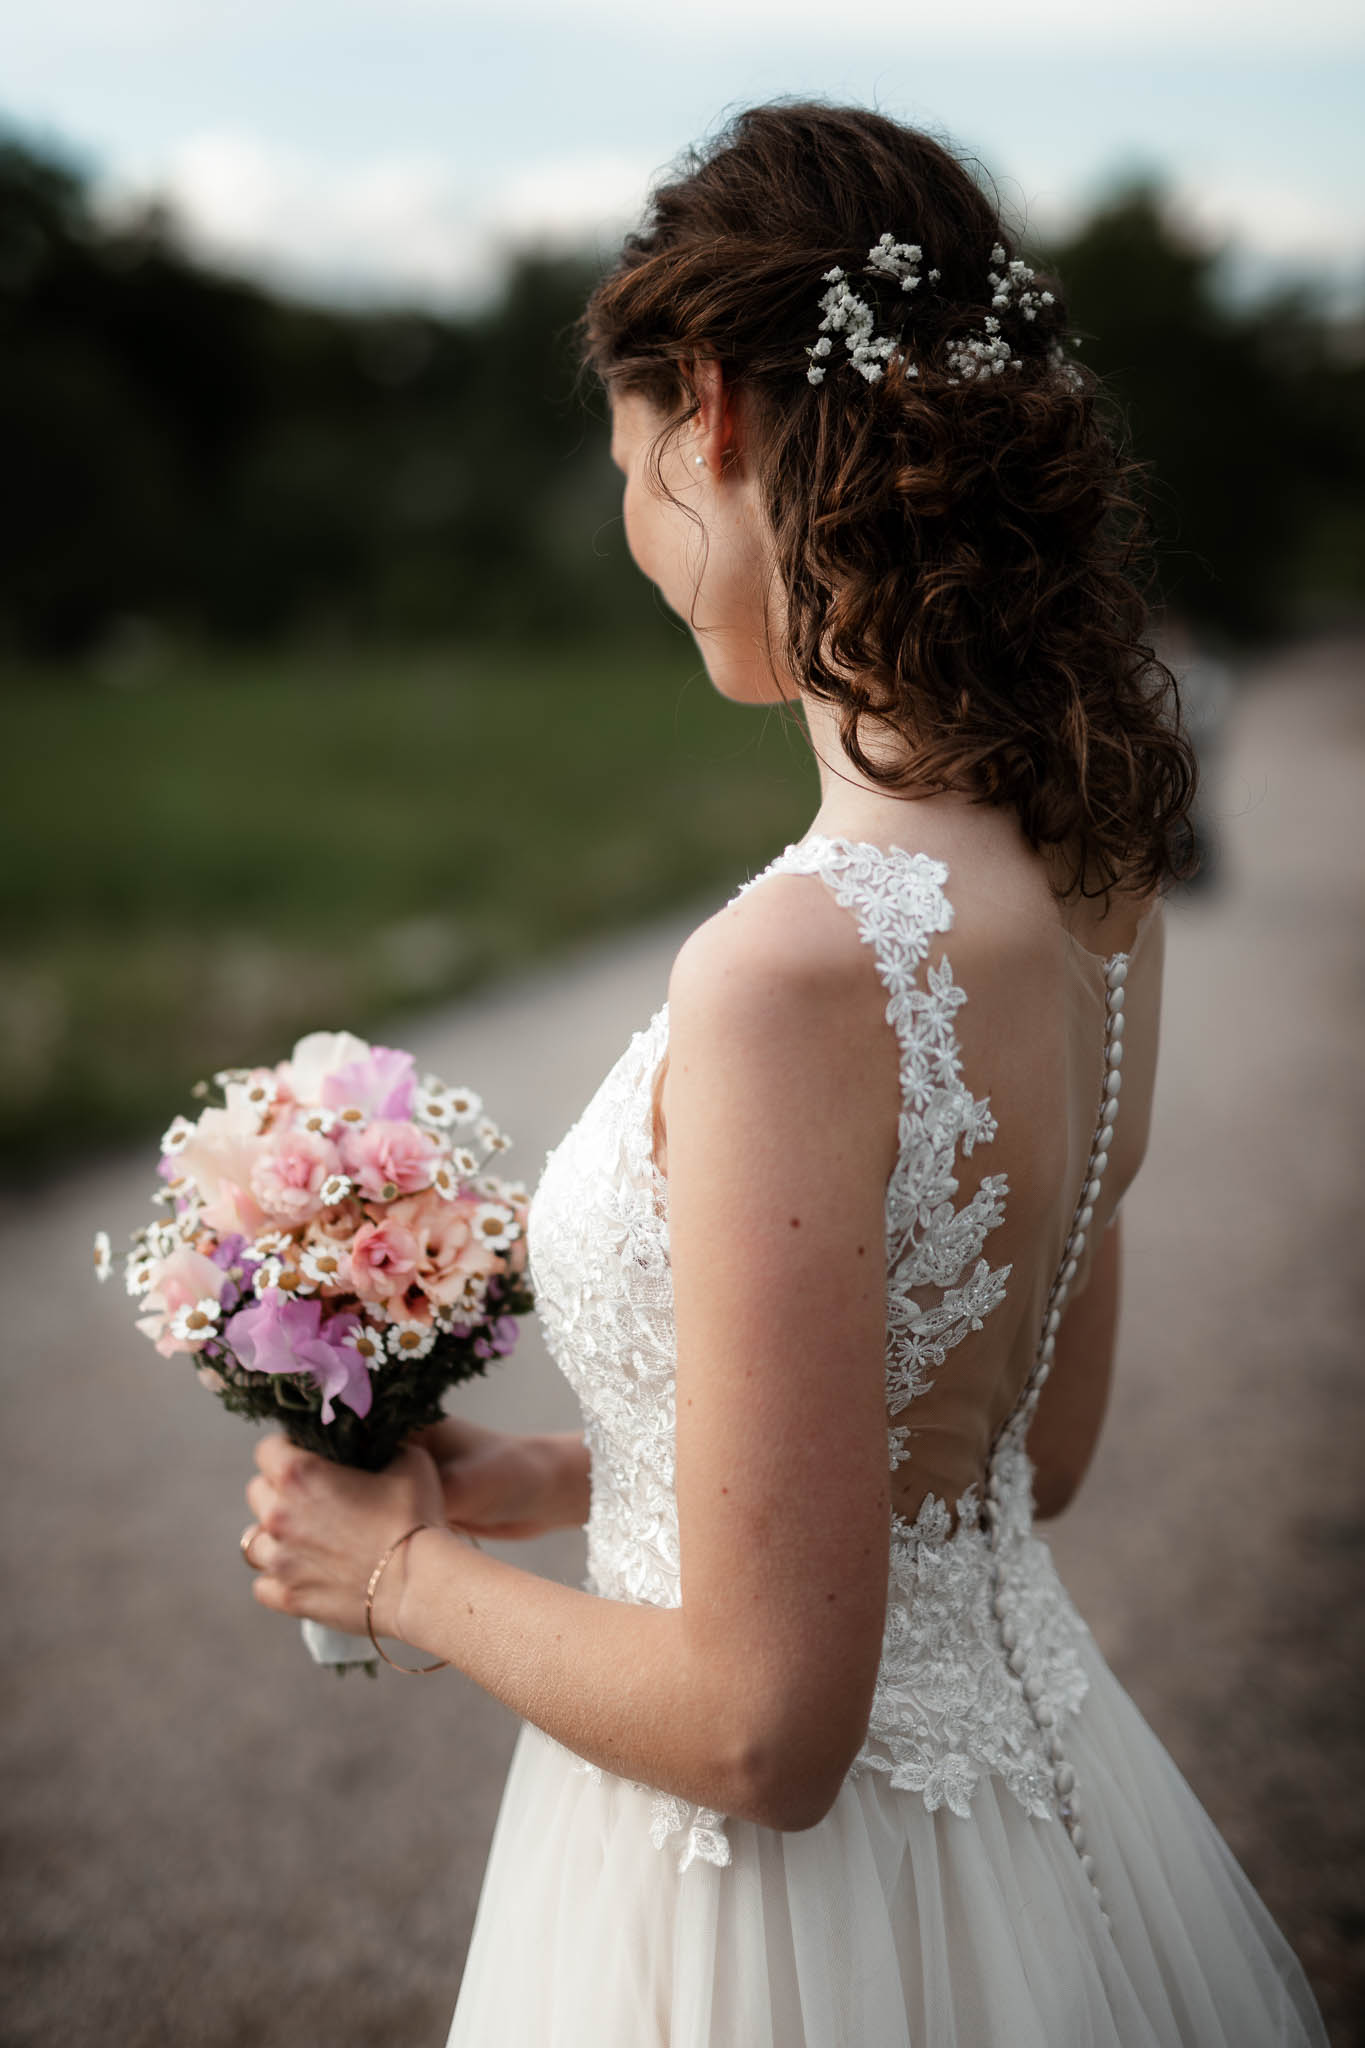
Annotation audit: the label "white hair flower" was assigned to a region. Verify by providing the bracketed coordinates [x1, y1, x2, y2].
[93, 1230, 113, 1282]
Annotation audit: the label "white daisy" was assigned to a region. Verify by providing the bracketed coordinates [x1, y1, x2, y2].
[318, 1173, 353, 1205]
[416, 1088, 457, 1127]
[449, 1272, 488, 1320]
[160, 1115, 196, 1156]
[295, 1106, 339, 1138]
[213, 1067, 249, 1088]
[252, 1255, 286, 1295]
[331, 1103, 367, 1130]
[470, 1202, 518, 1252]
[274, 1255, 315, 1294]
[446, 1086, 483, 1124]
[169, 1296, 222, 1344]
[387, 1319, 437, 1361]
[228, 1072, 278, 1119]
[450, 1146, 479, 1178]
[476, 1116, 510, 1153]
[429, 1159, 461, 1201]
[92, 1230, 113, 1282]
[300, 1242, 348, 1287]
[125, 1254, 156, 1297]
[247, 1230, 291, 1262]
[340, 1321, 386, 1368]
[149, 1222, 181, 1258]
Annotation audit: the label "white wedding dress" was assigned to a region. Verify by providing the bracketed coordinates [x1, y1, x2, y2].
[445, 834, 1327, 2047]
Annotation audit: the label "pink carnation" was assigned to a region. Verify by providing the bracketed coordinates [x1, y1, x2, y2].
[249, 1128, 343, 1227]
[349, 1217, 422, 1301]
[338, 1119, 441, 1201]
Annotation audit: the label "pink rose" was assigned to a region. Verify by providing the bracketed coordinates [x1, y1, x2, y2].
[135, 1245, 228, 1358]
[348, 1217, 421, 1301]
[386, 1190, 482, 1309]
[249, 1128, 343, 1227]
[338, 1119, 441, 1201]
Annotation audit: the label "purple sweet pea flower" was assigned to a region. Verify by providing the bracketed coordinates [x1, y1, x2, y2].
[223, 1288, 376, 1424]
[321, 1046, 416, 1121]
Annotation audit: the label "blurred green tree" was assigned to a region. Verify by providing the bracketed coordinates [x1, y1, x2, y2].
[1, 128, 1360, 660]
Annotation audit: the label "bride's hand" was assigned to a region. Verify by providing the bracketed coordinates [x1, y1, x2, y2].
[408, 1415, 576, 1539]
[244, 1434, 447, 1637]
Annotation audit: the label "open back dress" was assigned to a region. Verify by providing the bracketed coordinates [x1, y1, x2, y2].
[445, 832, 1327, 2047]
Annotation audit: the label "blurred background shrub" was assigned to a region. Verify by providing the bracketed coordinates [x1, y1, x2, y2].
[2, 126, 1362, 1179]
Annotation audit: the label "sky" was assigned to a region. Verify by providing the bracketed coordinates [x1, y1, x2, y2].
[3, 0, 1363, 317]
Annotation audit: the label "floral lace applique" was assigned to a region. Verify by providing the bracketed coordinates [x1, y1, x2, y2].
[525, 835, 1090, 1873]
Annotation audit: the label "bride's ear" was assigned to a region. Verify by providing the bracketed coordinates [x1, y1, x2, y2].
[686, 356, 743, 479]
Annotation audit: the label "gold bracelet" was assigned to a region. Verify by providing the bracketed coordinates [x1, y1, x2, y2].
[364, 1521, 482, 1674]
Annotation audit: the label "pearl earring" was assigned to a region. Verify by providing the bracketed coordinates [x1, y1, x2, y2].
[694, 454, 705, 466]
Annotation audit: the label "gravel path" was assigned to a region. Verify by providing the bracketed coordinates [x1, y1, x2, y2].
[3, 627, 1361, 2046]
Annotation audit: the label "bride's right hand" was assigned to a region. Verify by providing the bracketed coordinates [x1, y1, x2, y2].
[407, 1415, 584, 1540]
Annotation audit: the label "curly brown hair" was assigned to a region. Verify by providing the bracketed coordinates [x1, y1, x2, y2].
[575, 99, 1200, 908]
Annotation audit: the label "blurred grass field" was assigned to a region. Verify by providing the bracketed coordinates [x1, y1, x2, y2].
[0, 636, 817, 1179]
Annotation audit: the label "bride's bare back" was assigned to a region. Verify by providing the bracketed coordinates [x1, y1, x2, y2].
[655, 798, 1164, 1533]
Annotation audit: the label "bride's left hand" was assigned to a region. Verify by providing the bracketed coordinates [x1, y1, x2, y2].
[244, 1434, 448, 1638]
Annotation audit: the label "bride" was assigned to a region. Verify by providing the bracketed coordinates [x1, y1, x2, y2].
[241, 101, 1329, 2044]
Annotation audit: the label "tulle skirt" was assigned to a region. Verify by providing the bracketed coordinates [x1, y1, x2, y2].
[445, 1632, 1327, 2047]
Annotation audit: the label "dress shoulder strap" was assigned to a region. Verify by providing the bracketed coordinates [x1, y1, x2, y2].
[738, 834, 1013, 1419]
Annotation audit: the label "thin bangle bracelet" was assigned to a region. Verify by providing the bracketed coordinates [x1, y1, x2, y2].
[364, 1521, 482, 1674]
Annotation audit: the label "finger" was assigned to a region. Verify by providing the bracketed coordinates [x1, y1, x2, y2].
[251, 1572, 291, 1615]
[255, 1434, 310, 1484]
[245, 1474, 273, 1518]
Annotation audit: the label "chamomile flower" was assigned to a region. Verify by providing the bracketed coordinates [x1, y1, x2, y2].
[295, 1105, 339, 1138]
[126, 1253, 157, 1297]
[450, 1146, 479, 1178]
[387, 1318, 437, 1361]
[227, 1071, 278, 1120]
[446, 1086, 483, 1125]
[149, 1222, 181, 1258]
[470, 1202, 518, 1252]
[252, 1255, 286, 1295]
[160, 1115, 196, 1156]
[429, 1159, 461, 1201]
[416, 1087, 457, 1127]
[340, 1321, 386, 1368]
[450, 1272, 488, 1320]
[169, 1297, 222, 1345]
[331, 1103, 368, 1131]
[93, 1230, 113, 1282]
[213, 1067, 250, 1088]
[300, 1242, 348, 1288]
[247, 1230, 291, 1262]
[317, 1173, 353, 1206]
[476, 1117, 511, 1153]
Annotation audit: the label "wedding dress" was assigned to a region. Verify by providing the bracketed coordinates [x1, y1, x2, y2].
[445, 833, 1327, 2047]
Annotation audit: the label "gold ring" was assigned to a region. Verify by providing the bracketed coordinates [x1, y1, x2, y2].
[240, 1525, 265, 1571]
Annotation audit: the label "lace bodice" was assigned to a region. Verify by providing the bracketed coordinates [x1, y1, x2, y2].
[526, 834, 1153, 1878]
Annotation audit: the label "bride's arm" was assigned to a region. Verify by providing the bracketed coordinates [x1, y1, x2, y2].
[391, 878, 899, 1833]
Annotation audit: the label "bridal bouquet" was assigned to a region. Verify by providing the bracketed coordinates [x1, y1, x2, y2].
[93, 1030, 533, 1672]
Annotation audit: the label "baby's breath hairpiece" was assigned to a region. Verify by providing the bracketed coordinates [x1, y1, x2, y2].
[805, 234, 940, 386]
[806, 231, 1083, 393]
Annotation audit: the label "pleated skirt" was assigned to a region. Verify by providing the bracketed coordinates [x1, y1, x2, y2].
[445, 1632, 1327, 2047]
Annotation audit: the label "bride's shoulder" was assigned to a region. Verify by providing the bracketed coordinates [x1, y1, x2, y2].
[671, 863, 877, 1011]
